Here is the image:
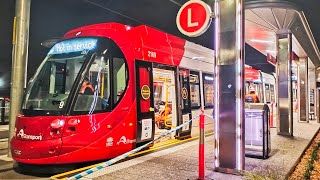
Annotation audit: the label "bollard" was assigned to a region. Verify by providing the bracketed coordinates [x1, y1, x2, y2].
[199, 109, 205, 180]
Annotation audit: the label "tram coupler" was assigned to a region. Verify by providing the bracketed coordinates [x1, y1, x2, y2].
[198, 109, 205, 180]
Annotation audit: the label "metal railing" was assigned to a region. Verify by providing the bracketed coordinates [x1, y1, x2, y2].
[0, 98, 10, 125]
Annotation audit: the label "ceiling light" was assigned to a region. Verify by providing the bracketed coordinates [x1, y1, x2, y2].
[250, 39, 274, 43]
[266, 50, 276, 54]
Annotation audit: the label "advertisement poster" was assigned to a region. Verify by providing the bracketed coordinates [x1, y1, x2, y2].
[141, 118, 152, 140]
[182, 114, 190, 131]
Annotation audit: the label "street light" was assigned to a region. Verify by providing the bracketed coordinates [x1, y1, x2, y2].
[0, 78, 4, 87]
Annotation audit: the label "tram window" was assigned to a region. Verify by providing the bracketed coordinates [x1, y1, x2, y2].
[190, 71, 201, 109]
[179, 69, 190, 110]
[270, 85, 275, 102]
[245, 82, 251, 94]
[112, 57, 127, 105]
[153, 82, 163, 104]
[252, 83, 264, 103]
[203, 73, 214, 108]
[24, 54, 86, 111]
[258, 83, 264, 103]
[74, 56, 111, 112]
[265, 84, 271, 103]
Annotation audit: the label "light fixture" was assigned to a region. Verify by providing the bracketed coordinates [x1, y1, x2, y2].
[0, 78, 4, 87]
[250, 39, 274, 43]
[266, 50, 276, 54]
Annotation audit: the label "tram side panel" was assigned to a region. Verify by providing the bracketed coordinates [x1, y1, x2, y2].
[190, 72, 214, 137]
[178, 41, 215, 137]
[58, 45, 137, 164]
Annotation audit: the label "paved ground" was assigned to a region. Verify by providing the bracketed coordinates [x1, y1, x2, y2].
[83, 136, 240, 180]
[0, 125, 8, 139]
[0, 114, 319, 179]
[76, 115, 320, 180]
[245, 119, 320, 178]
[0, 124, 9, 156]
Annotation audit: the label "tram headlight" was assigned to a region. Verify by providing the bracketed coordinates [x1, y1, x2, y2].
[50, 119, 65, 137]
[50, 119, 65, 129]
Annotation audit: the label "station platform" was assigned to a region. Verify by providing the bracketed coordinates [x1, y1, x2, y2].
[0, 124, 9, 155]
[0, 113, 318, 179]
[53, 113, 320, 180]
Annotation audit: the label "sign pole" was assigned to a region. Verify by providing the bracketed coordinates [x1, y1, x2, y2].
[198, 109, 205, 179]
[8, 0, 31, 157]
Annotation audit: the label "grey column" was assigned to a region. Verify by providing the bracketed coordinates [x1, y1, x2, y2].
[8, 0, 31, 156]
[298, 57, 308, 122]
[214, 0, 245, 173]
[308, 67, 316, 120]
[317, 88, 320, 123]
[276, 33, 293, 136]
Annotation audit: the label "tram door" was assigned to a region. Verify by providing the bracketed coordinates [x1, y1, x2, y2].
[153, 66, 178, 142]
[135, 60, 155, 147]
[177, 68, 192, 138]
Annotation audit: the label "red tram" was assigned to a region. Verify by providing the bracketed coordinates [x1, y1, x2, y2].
[11, 22, 215, 164]
[11, 22, 276, 165]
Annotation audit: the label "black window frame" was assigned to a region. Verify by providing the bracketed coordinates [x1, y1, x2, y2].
[69, 37, 129, 116]
[190, 70, 201, 109]
[202, 72, 214, 109]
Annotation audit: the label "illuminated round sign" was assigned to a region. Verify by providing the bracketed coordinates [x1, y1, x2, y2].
[176, 0, 212, 37]
[141, 85, 150, 100]
[181, 87, 188, 99]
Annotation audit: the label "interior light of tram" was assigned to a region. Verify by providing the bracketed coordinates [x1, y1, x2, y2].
[204, 76, 214, 81]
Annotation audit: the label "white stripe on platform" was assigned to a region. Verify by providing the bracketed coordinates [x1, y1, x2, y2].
[0, 138, 8, 142]
[0, 154, 13, 162]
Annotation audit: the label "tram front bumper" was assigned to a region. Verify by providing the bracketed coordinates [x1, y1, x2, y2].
[11, 137, 62, 164]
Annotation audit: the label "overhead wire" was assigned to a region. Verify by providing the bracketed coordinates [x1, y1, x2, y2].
[82, 0, 183, 32]
[168, 0, 182, 6]
[83, 0, 145, 24]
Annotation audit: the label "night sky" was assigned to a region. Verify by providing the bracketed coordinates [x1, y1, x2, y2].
[1, 0, 319, 97]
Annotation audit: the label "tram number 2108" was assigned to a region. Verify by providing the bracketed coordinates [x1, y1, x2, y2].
[148, 51, 157, 58]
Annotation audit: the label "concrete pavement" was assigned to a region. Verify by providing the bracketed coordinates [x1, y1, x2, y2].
[68, 114, 320, 180]
[0, 124, 9, 156]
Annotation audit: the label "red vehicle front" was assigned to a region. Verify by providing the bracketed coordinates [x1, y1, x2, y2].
[11, 28, 137, 164]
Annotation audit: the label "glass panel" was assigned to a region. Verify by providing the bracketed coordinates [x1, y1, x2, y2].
[258, 83, 264, 103]
[190, 72, 200, 108]
[203, 74, 214, 107]
[265, 84, 271, 103]
[23, 54, 87, 111]
[270, 85, 275, 102]
[252, 83, 263, 103]
[113, 57, 127, 104]
[23, 37, 99, 112]
[245, 82, 250, 95]
[74, 56, 110, 112]
[153, 82, 163, 104]
[179, 69, 189, 110]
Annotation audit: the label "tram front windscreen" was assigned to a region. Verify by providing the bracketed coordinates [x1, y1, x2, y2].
[22, 38, 98, 114]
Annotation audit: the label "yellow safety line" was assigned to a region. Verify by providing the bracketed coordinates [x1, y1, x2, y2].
[51, 132, 214, 180]
[50, 162, 104, 180]
[151, 139, 176, 148]
[129, 140, 181, 157]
